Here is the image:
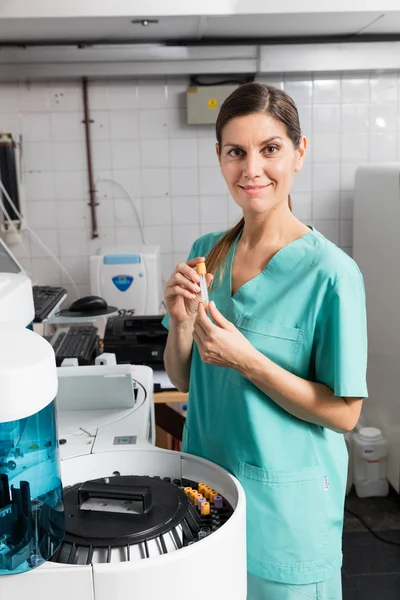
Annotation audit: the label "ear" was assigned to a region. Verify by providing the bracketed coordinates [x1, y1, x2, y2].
[294, 136, 307, 173]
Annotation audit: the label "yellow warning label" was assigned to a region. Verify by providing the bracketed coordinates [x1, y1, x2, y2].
[208, 99, 218, 109]
[29, 444, 39, 450]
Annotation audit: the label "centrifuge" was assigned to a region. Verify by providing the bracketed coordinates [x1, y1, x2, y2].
[0, 269, 247, 600]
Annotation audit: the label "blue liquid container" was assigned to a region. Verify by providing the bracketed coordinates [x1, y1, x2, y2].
[0, 327, 65, 575]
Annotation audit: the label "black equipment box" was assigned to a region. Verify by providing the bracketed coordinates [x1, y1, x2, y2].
[103, 314, 167, 368]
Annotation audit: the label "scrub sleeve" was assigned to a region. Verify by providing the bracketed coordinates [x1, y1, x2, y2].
[312, 271, 368, 398]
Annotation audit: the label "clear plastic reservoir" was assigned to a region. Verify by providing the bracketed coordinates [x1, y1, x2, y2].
[0, 400, 65, 575]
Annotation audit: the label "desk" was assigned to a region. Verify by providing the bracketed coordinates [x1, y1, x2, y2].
[153, 390, 188, 449]
[153, 391, 188, 404]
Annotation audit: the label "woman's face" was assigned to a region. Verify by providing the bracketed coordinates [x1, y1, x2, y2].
[217, 112, 306, 216]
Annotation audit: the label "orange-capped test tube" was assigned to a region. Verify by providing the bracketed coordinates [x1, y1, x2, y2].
[201, 501, 210, 516]
[210, 490, 219, 504]
[192, 492, 202, 505]
[184, 487, 192, 496]
[195, 262, 209, 309]
[189, 489, 198, 502]
[203, 486, 212, 500]
[198, 482, 207, 495]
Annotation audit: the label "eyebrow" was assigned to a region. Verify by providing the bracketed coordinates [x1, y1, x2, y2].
[223, 136, 283, 149]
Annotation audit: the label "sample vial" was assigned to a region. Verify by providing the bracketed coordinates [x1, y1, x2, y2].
[214, 495, 224, 509]
[192, 492, 202, 505]
[210, 490, 219, 504]
[197, 496, 207, 509]
[195, 262, 209, 309]
[201, 501, 210, 516]
[203, 486, 212, 500]
[198, 482, 207, 495]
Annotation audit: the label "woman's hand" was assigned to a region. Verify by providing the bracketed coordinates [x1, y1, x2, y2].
[193, 301, 255, 368]
[164, 257, 213, 324]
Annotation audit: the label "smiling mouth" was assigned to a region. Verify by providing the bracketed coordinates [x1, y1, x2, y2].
[240, 184, 271, 190]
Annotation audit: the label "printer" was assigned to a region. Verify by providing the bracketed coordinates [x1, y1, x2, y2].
[103, 314, 167, 369]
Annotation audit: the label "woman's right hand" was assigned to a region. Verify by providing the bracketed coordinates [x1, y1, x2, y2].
[164, 257, 213, 324]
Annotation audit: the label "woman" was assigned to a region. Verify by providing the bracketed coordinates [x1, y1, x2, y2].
[162, 83, 367, 600]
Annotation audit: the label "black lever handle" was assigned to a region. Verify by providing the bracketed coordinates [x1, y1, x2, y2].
[78, 481, 153, 513]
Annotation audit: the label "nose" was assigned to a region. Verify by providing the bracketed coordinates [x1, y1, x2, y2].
[243, 150, 264, 180]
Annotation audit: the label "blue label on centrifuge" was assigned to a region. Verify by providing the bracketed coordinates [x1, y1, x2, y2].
[112, 275, 133, 292]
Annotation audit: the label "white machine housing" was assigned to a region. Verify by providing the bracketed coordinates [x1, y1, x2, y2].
[55, 363, 156, 459]
[0, 236, 33, 326]
[0, 272, 34, 327]
[90, 245, 161, 315]
[0, 235, 25, 275]
[0, 362, 247, 599]
[353, 163, 400, 493]
[0, 263, 247, 599]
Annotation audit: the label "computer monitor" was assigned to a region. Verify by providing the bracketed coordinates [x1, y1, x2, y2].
[0, 235, 23, 274]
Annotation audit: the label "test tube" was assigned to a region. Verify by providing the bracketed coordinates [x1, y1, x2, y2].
[201, 501, 210, 516]
[214, 495, 224, 509]
[210, 490, 219, 504]
[203, 486, 210, 499]
[196, 262, 209, 309]
[197, 496, 207, 509]
[198, 482, 207, 495]
[192, 492, 202, 505]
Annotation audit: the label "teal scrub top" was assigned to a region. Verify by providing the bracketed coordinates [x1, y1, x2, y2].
[162, 227, 368, 585]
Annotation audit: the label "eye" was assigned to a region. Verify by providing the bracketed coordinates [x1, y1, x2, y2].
[227, 148, 244, 158]
[263, 145, 279, 154]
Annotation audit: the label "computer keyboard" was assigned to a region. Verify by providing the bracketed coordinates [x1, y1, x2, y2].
[49, 326, 99, 366]
[33, 285, 67, 322]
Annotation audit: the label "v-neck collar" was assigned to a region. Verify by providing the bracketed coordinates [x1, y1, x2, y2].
[228, 225, 317, 300]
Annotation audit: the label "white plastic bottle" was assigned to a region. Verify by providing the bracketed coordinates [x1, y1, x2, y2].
[352, 427, 389, 498]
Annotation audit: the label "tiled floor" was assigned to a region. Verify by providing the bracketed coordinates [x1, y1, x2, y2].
[342, 488, 400, 599]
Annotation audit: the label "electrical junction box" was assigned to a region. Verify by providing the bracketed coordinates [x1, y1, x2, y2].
[186, 85, 239, 124]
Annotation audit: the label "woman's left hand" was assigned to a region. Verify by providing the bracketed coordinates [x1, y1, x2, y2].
[193, 301, 254, 369]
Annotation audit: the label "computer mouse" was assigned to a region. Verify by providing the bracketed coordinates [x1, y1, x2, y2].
[68, 295, 107, 313]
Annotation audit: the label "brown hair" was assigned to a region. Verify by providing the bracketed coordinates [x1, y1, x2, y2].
[206, 82, 302, 280]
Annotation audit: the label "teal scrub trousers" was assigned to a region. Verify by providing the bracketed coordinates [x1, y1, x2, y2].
[247, 571, 342, 600]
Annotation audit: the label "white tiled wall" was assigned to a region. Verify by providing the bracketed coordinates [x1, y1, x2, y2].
[0, 72, 399, 299]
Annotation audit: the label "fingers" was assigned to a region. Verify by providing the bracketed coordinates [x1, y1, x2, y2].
[172, 272, 201, 295]
[164, 256, 212, 306]
[164, 284, 197, 302]
[172, 261, 200, 284]
[208, 301, 230, 329]
[192, 323, 206, 344]
[187, 256, 206, 268]
[165, 260, 201, 299]
[195, 302, 214, 335]
[169, 258, 204, 290]
[165, 272, 199, 301]
[192, 330, 205, 355]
